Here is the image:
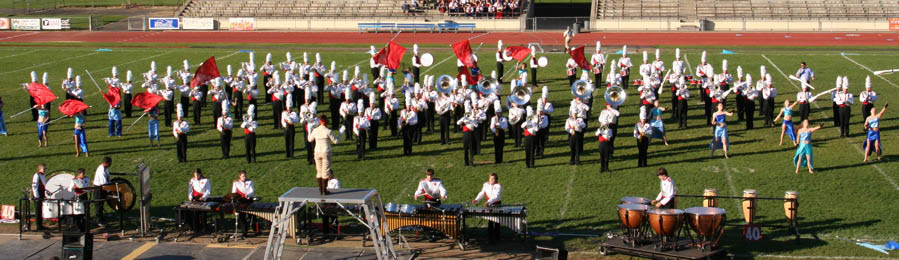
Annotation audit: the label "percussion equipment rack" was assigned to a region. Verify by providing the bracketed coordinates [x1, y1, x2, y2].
[675, 194, 800, 241]
[263, 187, 400, 260]
[599, 236, 728, 260]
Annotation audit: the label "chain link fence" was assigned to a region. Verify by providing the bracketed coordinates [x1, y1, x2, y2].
[525, 17, 589, 31]
[8, 0, 185, 13]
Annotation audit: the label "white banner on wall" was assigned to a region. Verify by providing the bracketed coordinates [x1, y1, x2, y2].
[41, 18, 62, 30]
[11, 19, 41, 31]
[228, 18, 255, 31]
[182, 18, 214, 30]
[148, 18, 180, 30]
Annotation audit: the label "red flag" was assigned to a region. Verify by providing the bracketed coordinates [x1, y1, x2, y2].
[58, 99, 89, 116]
[27, 82, 57, 106]
[504, 46, 531, 62]
[190, 56, 220, 88]
[131, 92, 164, 110]
[373, 41, 407, 70]
[568, 46, 590, 70]
[457, 69, 477, 86]
[102, 84, 121, 106]
[373, 48, 388, 67]
[452, 40, 478, 68]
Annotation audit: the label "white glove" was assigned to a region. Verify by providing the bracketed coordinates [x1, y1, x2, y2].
[339, 125, 346, 134]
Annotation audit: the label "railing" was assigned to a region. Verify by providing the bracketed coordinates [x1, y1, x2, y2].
[525, 16, 590, 31]
[9, 0, 186, 14]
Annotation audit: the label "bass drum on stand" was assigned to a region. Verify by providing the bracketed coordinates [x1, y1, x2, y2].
[104, 177, 137, 213]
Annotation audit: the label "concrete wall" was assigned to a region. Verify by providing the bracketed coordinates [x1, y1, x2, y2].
[592, 18, 891, 32]
[211, 17, 521, 31]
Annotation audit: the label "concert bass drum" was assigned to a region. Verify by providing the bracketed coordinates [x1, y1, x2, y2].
[104, 177, 137, 213]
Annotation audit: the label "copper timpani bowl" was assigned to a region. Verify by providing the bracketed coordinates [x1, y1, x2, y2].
[648, 209, 685, 236]
[618, 203, 650, 229]
[684, 207, 726, 237]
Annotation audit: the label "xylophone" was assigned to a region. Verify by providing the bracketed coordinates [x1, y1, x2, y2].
[382, 204, 463, 240]
[235, 202, 301, 238]
[463, 205, 528, 235]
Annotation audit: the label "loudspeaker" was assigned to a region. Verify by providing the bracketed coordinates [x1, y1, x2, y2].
[535, 246, 567, 260]
[62, 232, 93, 260]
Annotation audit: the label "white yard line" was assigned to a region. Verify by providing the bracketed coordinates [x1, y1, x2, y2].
[762, 54, 821, 110]
[683, 54, 694, 75]
[0, 51, 100, 76]
[720, 159, 742, 210]
[841, 54, 899, 89]
[850, 141, 899, 191]
[558, 172, 577, 218]
[0, 31, 39, 41]
[0, 49, 38, 59]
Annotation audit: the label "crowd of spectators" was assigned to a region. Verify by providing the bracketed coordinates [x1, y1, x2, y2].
[404, 0, 522, 18]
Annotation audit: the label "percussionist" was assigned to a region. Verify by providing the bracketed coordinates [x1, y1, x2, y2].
[185, 168, 210, 232]
[472, 172, 502, 242]
[67, 168, 90, 232]
[414, 169, 447, 208]
[231, 170, 254, 237]
[651, 168, 677, 209]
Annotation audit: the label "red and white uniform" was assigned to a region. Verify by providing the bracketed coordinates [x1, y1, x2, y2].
[231, 179, 255, 198]
[188, 178, 211, 201]
[474, 182, 502, 205]
[654, 177, 677, 206]
[414, 178, 447, 200]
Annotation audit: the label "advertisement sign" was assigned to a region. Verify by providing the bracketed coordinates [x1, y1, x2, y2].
[148, 18, 180, 30]
[228, 18, 255, 31]
[0, 18, 9, 30]
[890, 18, 899, 31]
[182, 18, 214, 30]
[41, 18, 62, 30]
[11, 18, 41, 31]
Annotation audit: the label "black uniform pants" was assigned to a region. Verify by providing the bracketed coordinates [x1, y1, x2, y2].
[176, 134, 188, 162]
[402, 127, 413, 155]
[510, 122, 521, 147]
[594, 72, 603, 88]
[284, 125, 295, 158]
[124, 93, 133, 118]
[413, 66, 420, 84]
[192, 100, 202, 125]
[369, 120, 379, 149]
[599, 140, 611, 172]
[427, 103, 436, 132]
[453, 109, 462, 133]
[832, 102, 840, 126]
[272, 100, 282, 129]
[530, 68, 537, 86]
[440, 114, 451, 144]
[263, 75, 272, 102]
[415, 112, 424, 143]
[234, 93, 244, 117]
[569, 132, 582, 164]
[671, 89, 679, 119]
[180, 96, 190, 118]
[220, 129, 232, 158]
[463, 130, 475, 166]
[621, 73, 630, 89]
[568, 75, 576, 88]
[839, 106, 851, 137]
[736, 94, 745, 121]
[164, 100, 174, 127]
[371, 67, 380, 81]
[494, 129, 505, 163]
[32, 197, 44, 229]
[303, 129, 314, 164]
[356, 130, 367, 159]
[213, 101, 222, 124]
[330, 98, 341, 128]
[497, 62, 504, 84]
[524, 134, 536, 168]
[610, 123, 618, 156]
[94, 189, 106, 223]
[536, 128, 547, 156]
[702, 89, 712, 125]
[389, 111, 399, 136]
[636, 137, 649, 167]
[678, 98, 688, 128]
[245, 132, 256, 163]
[745, 100, 756, 129]
[343, 118, 353, 140]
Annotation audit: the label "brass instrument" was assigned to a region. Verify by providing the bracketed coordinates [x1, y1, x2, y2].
[436, 75, 455, 94]
[571, 80, 592, 99]
[604, 86, 627, 107]
[508, 85, 531, 105]
[476, 78, 495, 95]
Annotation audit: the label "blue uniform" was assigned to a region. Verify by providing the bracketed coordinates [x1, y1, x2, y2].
[37, 109, 49, 140]
[864, 117, 882, 152]
[108, 106, 122, 136]
[74, 114, 88, 153]
[650, 108, 665, 139]
[783, 108, 796, 142]
[793, 131, 813, 168]
[711, 113, 728, 149]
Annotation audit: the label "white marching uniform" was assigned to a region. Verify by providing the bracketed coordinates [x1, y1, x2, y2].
[474, 182, 502, 205]
[415, 178, 447, 199]
[232, 179, 255, 198]
[188, 178, 211, 200]
[655, 177, 676, 206]
[565, 117, 586, 135]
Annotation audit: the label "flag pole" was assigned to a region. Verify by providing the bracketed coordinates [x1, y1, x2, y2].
[10, 106, 38, 118]
[47, 115, 68, 125]
[125, 112, 147, 132]
[85, 69, 104, 93]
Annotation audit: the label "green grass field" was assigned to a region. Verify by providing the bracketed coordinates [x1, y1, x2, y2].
[0, 43, 897, 258]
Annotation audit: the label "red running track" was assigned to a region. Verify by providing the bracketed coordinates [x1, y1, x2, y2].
[0, 31, 897, 46]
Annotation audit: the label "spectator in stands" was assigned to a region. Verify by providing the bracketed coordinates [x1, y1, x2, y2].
[403, 0, 410, 13]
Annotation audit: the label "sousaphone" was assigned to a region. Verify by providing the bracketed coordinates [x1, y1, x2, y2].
[436, 75, 455, 94]
[571, 80, 593, 99]
[509, 85, 531, 105]
[605, 86, 627, 107]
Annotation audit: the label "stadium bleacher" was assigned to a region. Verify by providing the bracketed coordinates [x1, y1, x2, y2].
[596, 0, 899, 19]
[180, 0, 523, 18]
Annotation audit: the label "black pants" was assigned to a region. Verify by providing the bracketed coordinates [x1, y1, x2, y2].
[199, 85, 209, 107]
[622, 73, 630, 89]
[245, 132, 256, 163]
[671, 89, 679, 119]
[494, 129, 505, 163]
[192, 101, 202, 125]
[413, 66, 420, 84]
[272, 100, 283, 129]
[263, 75, 273, 102]
[164, 100, 174, 127]
[343, 118, 353, 141]
[862, 103, 874, 123]
[636, 137, 649, 167]
[610, 123, 618, 156]
[427, 102, 436, 132]
[569, 132, 582, 164]
[702, 89, 712, 125]
[234, 94, 244, 117]
[221, 129, 232, 158]
[536, 127, 548, 156]
[594, 72, 603, 88]
[745, 100, 755, 130]
[94, 190, 106, 223]
[365, 121, 377, 149]
[832, 102, 840, 126]
[473, 126, 481, 155]
[371, 67, 380, 81]
[402, 127, 413, 155]
[530, 68, 537, 87]
[736, 94, 745, 121]
[497, 62, 504, 84]
[356, 130, 367, 159]
[524, 134, 536, 168]
[330, 98, 341, 128]
[315, 76, 325, 103]
[124, 93, 133, 118]
[463, 130, 475, 166]
[29, 96, 38, 121]
[599, 141, 611, 172]
[213, 102, 222, 125]
[839, 106, 851, 137]
[32, 198, 44, 229]
[765, 98, 776, 126]
[678, 98, 688, 128]
[568, 75, 576, 88]
[304, 129, 314, 164]
[453, 109, 462, 133]
[439, 114, 451, 144]
[486, 202, 502, 241]
[284, 125, 295, 158]
[176, 134, 188, 162]
[798, 103, 810, 122]
[510, 122, 521, 147]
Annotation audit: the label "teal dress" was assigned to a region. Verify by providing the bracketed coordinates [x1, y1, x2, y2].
[783, 108, 795, 142]
[793, 131, 813, 168]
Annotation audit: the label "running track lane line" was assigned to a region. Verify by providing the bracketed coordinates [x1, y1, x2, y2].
[761, 54, 821, 110]
[121, 242, 157, 260]
[0, 31, 39, 41]
[841, 54, 899, 89]
[0, 51, 100, 76]
[850, 141, 899, 191]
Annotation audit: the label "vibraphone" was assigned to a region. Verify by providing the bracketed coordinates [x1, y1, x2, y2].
[236, 202, 301, 238]
[382, 204, 463, 241]
[174, 200, 227, 237]
[463, 205, 528, 236]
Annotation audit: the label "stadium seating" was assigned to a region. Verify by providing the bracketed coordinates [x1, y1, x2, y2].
[179, 0, 524, 18]
[596, 0, 899, 19]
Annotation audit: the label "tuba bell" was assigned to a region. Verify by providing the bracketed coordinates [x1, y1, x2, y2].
[604, 86, 627, 107]
[508, 85, 531, 105]
[436, 75, 455, 94]
[477, 78, 495, 95]
[571, 80, 592, 99]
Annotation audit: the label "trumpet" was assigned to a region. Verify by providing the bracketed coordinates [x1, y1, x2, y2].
[604, 86, 627, 107]
[571, 80, 592, 99]
[436, 75, 455, 94]
[508, 85, 531, 105]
